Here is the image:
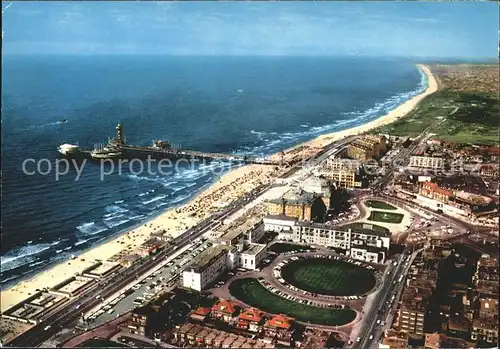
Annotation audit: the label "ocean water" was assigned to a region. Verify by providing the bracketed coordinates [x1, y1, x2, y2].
[1, 55, 426, 286]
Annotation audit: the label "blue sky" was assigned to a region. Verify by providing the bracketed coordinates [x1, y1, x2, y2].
[2, 1, 498, 58]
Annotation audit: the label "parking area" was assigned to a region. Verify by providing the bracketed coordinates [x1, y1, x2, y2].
[83, 238, 214, 327]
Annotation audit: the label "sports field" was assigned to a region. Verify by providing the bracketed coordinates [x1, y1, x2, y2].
[229, 278, 356, 326]
[280, 259, 376, 296]
[365, 200, 397, 210]
[367, 210, 404, 224]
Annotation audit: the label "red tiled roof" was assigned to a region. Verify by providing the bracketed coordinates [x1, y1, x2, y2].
[423, 182, 452, 197]
[487, 147, 500, 155]
[192, 307, 211, 316]
[265, 314, 294, 330]
[212, 299, 237, 315]
[238, 308, 264, 323]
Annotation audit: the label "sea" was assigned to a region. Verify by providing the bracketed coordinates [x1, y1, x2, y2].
[0, 55, 427, 287]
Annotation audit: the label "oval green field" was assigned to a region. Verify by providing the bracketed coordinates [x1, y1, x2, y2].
[280, 258, 376, 296]
[228, 278, 356, 326]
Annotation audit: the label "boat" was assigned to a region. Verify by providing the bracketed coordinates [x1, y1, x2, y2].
[58, 143, 80, 156]
[90, 147, 122, 160]
[58, 119, 68, 124]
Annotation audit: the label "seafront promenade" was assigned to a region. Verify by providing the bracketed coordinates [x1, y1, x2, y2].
[0, 64, 438, 345]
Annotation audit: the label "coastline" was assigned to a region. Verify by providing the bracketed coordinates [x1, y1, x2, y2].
[0, 64, 438, 312]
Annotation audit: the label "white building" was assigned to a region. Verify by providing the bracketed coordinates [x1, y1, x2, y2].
[263, 215, 390, 263]
[239, 244, 267, 270]
[409, 156, 444, 169]
[263, 215, 297, 240]
[182, 245, 231, 292]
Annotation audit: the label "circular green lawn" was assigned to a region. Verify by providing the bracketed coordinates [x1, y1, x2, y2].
[228, 278, 356, 326]
[280, 258, 376, 296]
[365, 200, 398, 210]
[367, 210, 404, 224]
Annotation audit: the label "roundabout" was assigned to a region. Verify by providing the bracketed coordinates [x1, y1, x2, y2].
[280, 258, 377, 296]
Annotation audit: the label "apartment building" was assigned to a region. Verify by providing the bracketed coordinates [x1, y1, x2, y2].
[263, 216, 390, 263]
[182, 245, 231, 291]
[347, 135, 387, 161]
[319, 158, 361, 189]
[409, 155, 444, 169]
[397, 286, 430, 338]
[471, 318, 498, 344]
[347, 141, 374, 161]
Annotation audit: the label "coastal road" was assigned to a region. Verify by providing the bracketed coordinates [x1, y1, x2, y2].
[7, 184, 272, 347]
[6, 135, 358, 347]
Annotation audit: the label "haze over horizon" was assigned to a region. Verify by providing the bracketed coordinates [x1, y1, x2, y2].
[1, 1, 498, 59]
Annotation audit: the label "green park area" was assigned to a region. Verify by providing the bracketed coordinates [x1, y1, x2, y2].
[229, 278, 356, 326]
[365, 200, 397, 210]
[368, 211, 404, 224]
[343, 222, 390, 234]
[371, 91, 499, 146]
[280, 258, 376, 296]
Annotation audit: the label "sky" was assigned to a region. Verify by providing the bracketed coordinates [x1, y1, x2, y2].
[1, 1, 498, 58]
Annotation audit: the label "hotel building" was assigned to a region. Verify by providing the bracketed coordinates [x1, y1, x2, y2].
[267, 189, 327, 221]
[182, 245, 231, 292]
[319, 158, 361, 189]
[263, 216, 390, 263]
[347, 135, 387, 161]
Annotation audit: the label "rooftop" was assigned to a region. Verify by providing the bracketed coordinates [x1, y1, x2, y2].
[241, 243, 267, 256]
[211, 299, 238, 315]
[188, 245, 231, 271]
[218, 215, 262, 243]
[269, 189, 320, 206]
[263, 214, 298, 222]
[264, 314, 294, 330]
[238, 307, 264, 323]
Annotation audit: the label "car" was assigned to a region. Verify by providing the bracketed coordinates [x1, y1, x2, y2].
[356, 337, 361, 343]
[369, 335, 373, 340]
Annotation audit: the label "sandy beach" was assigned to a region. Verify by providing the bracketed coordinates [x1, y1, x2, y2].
[0, 64, 438, 312]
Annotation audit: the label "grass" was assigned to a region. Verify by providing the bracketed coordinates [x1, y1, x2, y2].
[269, 242, 314, 254]
[342, 222, 390, 234]
[368, 211, 404, 224]
[280, 259, 376, 296]
[371, 91, 499, 146]
[229, 278, 356, 326]
[365, 200, 397, 210]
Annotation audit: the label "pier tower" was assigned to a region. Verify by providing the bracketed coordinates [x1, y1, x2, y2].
[115, 123, 124, 145]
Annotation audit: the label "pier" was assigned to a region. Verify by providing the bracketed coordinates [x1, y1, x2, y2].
[61, 123, 280, 166]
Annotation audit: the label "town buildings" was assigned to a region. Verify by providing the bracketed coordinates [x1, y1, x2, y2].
[182, 245, 231, 292]
[380, 329, 409, 349]
[470, 254, 499, 344]
[409, 155, 444, 170]
[183, 217, 269, 291]
[267, 189, 327, 221]
[318, 158, 361, 189]
[346, 135, 387, 161]
[263, 216, 390, 263]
